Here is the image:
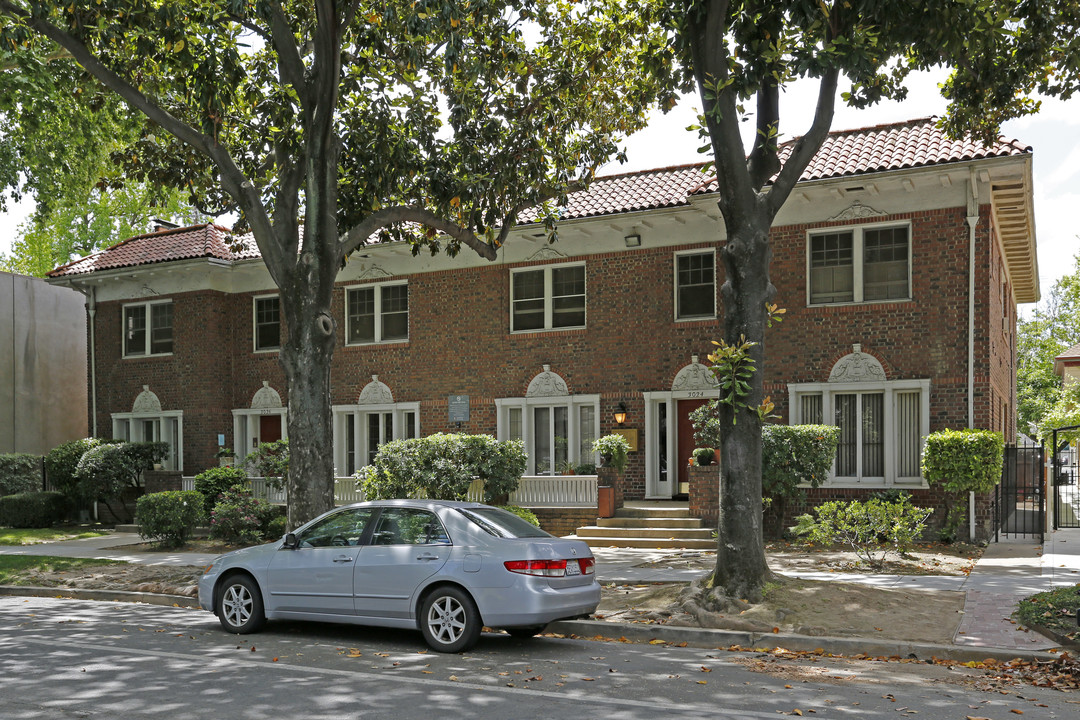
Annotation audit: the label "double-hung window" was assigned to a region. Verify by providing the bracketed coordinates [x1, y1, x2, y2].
[675, 251, 716, 320]
[123, 301, 173, 357]
[497, 397, 599, 475]
[808, 223, 910, 305]
[253, 295, 280, 352]
[346, 282, 408, 344]
[511, 263, 586, 332]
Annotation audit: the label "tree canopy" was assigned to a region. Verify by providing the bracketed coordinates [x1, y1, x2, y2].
[0, 0, 673, 527]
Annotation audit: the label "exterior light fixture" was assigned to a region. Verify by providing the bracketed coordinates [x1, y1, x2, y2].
[624, 234, 641, 247]
[613, 402, 627, 427]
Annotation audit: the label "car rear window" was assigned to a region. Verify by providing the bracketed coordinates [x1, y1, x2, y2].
[457, 507, 554, 539]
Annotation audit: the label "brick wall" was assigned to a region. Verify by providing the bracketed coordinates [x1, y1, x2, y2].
[531, 507, 598, 537]
[688, 464, 720, 527]
[88, 202, 1015, 511]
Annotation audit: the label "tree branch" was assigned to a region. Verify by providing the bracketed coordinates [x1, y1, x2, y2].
[766, 66, 838, 216]
[266, 0, 310, 106]
[339, 207, 498, 262]
[746, 75, 780, 190]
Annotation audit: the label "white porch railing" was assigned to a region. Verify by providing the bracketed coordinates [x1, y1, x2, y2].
[180, 474, 597, 508]
[510, 475, 598, 507]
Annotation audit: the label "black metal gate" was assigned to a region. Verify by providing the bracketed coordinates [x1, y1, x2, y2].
[1051, 425, 1080, 529]
[997, 441, 1044, 541]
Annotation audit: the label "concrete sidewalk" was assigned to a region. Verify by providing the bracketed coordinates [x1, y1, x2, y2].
[3, 528, 1078, 656]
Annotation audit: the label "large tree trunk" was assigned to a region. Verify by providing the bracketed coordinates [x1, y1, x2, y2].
[711, 212, 776, 602]
[278, 257, 338, 530]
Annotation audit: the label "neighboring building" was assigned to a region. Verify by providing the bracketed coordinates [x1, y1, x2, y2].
[1, 271, 88, 455]
[45, 118, 1036, 531]
[1054, 343, 1080, 386]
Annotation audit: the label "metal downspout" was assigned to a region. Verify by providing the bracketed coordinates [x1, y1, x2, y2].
[86, 285, 97, 438]
[966, 167, 980, 542]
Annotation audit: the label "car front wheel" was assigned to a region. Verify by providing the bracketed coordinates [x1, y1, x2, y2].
[420, 586, 481, 653]
[217, 574, 265, 634]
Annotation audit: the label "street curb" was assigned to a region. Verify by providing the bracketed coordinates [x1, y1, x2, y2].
[546, 618, 1064, 663]
[0, 585, 200, 609]
[1024, 621, 1080, 652]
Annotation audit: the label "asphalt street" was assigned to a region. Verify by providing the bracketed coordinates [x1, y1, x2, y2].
[2, 597, 1076, 720]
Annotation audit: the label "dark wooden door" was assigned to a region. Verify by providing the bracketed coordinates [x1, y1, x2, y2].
[676, 399, 709, 494]
[259, 415, 282, 444]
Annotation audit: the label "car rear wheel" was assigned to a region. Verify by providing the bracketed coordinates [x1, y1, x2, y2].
[217, 574, 265, 634]
[420, 586, 480, 653]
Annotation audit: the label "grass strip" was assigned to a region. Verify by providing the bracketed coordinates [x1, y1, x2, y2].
[0, 556, 126, 585]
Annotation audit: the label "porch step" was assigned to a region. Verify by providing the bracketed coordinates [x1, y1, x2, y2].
[573, 502, 715, 549]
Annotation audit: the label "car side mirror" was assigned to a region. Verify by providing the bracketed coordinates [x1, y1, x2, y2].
[282, 532, 298, 550]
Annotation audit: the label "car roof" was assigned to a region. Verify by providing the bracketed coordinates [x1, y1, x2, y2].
[338, 498, 489, 511]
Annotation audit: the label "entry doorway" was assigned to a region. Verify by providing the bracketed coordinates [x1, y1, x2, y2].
[676, 399, 709, 497]
[259, 414, 283, 445]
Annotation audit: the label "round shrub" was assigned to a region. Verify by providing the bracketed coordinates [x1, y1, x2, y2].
[264, 514, 288, 540]
[45, 438, 105, 499]
[210, 485, 273, 545]
[498, 505, 540, 527]
[135, 491, 205, 548]
[193, 466, 247, 515]
[0, 491, 70, 528]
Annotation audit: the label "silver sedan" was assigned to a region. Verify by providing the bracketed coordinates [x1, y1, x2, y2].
[198, 499, 600, 652]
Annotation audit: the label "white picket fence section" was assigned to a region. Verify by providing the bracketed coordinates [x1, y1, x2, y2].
[180, 474, 597, 508]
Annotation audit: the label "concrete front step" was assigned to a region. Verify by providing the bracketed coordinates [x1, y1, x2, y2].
[578, 536, 717, 550]
[575, 525, 713, 541]
[596, 516, 703, 529]
[614, 506, 692, 519]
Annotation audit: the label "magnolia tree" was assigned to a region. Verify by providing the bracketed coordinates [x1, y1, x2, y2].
[0, 0, 673, 528]
[654, 0, 1080, 603]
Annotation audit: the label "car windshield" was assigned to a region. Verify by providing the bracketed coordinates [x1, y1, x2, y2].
[457, 507, 554, 539]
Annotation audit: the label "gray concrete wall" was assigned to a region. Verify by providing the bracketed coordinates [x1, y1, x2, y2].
[1, 271, 87, 455]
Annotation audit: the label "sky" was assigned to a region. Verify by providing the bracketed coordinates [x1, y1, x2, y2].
[1, 69, 1076, 310]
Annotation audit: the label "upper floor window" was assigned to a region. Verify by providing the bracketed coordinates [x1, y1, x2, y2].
[808, 224, 910, 305]
[253, 295, 280, 352]
[346, 282, 408, 345]
[511, 263, 586, 332]
[123, 300, 173, 357]
[675, 251, 716, 320]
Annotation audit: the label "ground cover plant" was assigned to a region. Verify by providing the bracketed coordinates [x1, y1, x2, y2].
[0, 527, 108, 545]
[0, 555, 125, 585]
[1016, 584, 1080, 646]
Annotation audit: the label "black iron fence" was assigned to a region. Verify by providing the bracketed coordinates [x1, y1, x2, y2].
[1051, 425, 1080, 530]
[996, 441, 1045, 542]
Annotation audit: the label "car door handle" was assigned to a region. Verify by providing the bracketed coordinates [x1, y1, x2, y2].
[416, 553, 441, 561]
[333, 555, 354, 563]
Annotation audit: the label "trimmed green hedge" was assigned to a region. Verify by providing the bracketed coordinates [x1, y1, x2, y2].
[0, 491, 69, 528]
[135, 491, 205, 548]
[45, 438, 107, 499]
[0, 454, 42, 497]
[359, 434, 525, 502]
[921, 429, 1005, 494]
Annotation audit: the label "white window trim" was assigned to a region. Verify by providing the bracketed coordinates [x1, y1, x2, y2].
[345, 281, 409, 346]
[509, 261, 587, 334]
[331, 402, 420, 476]
[122, 299, 174, 358]
[252, 294, 281, 353]
[110, 411, 184, 472]
[673, 249, 717, 321]
[787, 378, 930, 487]
[805, 220, 913, 307]
[495, 394, 600, 474]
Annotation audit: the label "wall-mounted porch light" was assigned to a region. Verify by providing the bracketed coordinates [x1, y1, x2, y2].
[613, 402, 627, 427]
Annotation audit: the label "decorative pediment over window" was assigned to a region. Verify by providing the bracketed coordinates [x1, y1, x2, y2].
[356, 264, 394, 281]
[828, 200, 888, 222]
[251, 381, 283, 409]
[358, 375, 394, 404]
[525, 246, 568, 262]
[829, 344, 887, 383]
[672, 355, 714, 392]
[132, 385, 162, 413]
[526, 364, 568, 398]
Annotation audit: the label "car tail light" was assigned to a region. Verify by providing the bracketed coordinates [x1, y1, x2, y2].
[504, 558, 595, 577]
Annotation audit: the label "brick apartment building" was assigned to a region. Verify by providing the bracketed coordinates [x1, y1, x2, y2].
[46, 118, 1037, 532]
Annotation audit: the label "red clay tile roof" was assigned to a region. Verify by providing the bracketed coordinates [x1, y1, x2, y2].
[49, 117, 1030, 277]
[47, 223, 257, 278]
